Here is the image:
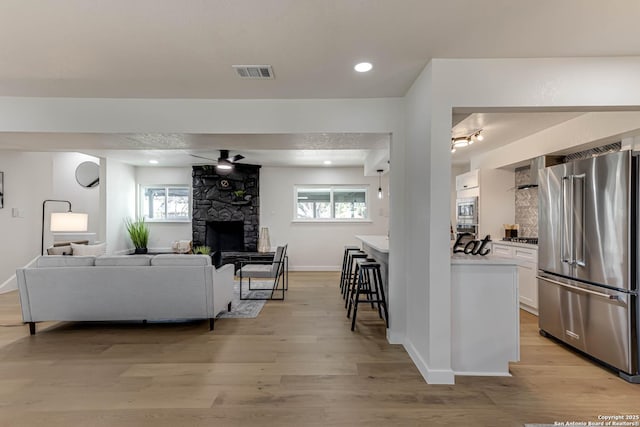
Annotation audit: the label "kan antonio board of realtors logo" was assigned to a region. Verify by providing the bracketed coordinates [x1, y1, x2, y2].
[452, 233, 491, 256]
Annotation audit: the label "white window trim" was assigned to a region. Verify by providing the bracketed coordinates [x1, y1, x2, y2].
[293, 184, 370, 222]
[139, 184, 192, 223]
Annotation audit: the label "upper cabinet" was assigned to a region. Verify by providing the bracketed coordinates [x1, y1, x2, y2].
[455, 169, 479, 191]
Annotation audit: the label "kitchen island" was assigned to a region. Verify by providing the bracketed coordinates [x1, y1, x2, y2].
[451, 254, 520, 376]
[355, 235, 389, 308]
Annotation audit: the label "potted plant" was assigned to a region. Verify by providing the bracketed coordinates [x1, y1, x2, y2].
[125, 217, 150, 254]
[232, 190, 251, 204]
[193, 245, 211, 255]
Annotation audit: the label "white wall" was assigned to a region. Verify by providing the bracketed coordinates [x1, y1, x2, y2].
[104, 158, 136, 254]
[260, 167, 389, 270]
[50, 152, 101, 245]
[1, 151, 102, 293]
[0, 152, 53, 292]
[135, 166, 192, 251]
[402, 62, 455, 384]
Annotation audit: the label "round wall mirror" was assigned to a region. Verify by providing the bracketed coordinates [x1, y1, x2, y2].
[75, 161, 100, 188]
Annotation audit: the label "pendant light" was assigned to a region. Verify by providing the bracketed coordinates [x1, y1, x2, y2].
[377, 169, 384, 199]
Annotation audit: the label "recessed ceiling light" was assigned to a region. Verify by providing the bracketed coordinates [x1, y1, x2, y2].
[354, 62, 373, 73]
[149, 160, 159, 164]
[323, 160, 332, 165]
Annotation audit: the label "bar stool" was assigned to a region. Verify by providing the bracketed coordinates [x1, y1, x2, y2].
[342, 251, 368, 302]
[339, 246, 361, 293]
[345, 256, 373, 310]
[347, 261, 389, 331]
[344, 255, 376, 309]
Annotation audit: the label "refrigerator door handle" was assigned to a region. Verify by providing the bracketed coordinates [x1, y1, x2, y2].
[573, 174, 586, 267]
[561, 176, 574, 265]
[537, 275, 620, 301]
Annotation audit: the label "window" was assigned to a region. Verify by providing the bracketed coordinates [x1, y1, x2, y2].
[141, 185, 191, 221]
[295, 186, 368, 220]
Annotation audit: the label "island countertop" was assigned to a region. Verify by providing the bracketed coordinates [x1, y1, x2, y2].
[355, 235, 389, 253]
[451, 254, 519, 265]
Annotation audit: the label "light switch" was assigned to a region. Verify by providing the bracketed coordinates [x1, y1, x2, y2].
[11, 208, 24, 218]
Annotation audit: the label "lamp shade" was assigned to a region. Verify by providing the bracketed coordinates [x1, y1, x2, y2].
[50, 212, 88, 232]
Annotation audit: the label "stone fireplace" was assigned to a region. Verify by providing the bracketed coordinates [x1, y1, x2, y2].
[191, 164, 261, 252]
[206, 220, 244, 252]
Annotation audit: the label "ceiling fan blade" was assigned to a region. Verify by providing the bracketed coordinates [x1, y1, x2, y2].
[229, 154, 245, 163]
[189, 154, 217, 162]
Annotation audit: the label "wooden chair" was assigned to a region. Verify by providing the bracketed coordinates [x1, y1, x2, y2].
[237, 245, 288, 300]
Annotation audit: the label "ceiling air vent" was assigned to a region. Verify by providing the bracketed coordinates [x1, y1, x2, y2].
[232, 65, 274, 79]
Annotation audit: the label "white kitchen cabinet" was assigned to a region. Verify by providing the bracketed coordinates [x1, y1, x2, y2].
[451, 258, 519, 376]
[456, 169, 479, 191]
[492, 242, 538, 315]
[492, 243, 513, 258]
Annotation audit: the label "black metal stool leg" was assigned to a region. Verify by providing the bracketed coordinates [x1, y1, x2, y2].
[346, 261, 360, 316]
[345, 254, 359, 307]
[375, 266, 389, 327]
[341, 248, 360, 296]
[351, 268, 364, 331]
[339, 250, 349, 291]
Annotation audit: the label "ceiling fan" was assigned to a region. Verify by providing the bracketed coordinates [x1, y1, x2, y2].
[190, 150, 245, 170]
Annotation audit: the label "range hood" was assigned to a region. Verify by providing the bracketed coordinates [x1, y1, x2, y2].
[517, 156, 564, 190]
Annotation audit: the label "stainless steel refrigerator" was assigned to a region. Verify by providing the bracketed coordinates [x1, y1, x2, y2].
[538, 150, 639, 382]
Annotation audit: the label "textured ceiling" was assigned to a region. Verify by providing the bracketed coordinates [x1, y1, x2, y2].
[0, 132, 390, 167]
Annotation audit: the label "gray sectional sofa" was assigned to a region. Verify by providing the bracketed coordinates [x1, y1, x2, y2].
[16, 254, 234, 334]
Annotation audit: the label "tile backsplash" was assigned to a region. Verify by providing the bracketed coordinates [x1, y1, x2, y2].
[515, 166, 538, 237]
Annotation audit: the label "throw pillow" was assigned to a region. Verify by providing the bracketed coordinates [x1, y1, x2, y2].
[71, 242, 106, 256]
[47, 245, 72, 255]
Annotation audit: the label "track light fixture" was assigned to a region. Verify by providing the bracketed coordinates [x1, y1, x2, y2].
[451, 129, 484, 153]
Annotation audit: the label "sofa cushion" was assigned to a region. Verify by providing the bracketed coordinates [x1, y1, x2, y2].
[36, 256, 96, 268]
[71, 242, 106, 256]
[151, 254, 211, 266]
[47, 245, 72, 256]
[95, 255, 152, 267]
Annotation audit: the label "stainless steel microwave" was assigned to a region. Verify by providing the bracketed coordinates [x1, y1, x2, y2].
[456, 197, 478, 224]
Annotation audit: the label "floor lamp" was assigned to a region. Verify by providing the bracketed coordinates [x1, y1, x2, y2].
[41, 199, 89, 255]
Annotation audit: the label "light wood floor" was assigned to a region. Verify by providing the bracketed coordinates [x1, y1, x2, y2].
[0, 272, 638, 426]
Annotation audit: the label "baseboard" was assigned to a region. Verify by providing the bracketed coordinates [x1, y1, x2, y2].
[453, 371, 512, 377]
[386, 329, 404, 345]
[0, 255, 39, 294]
[520, 304, 539, 316]
[0, 274, 17, 294]
[288, 265, 341, 272]
[404, 339, 455, 385]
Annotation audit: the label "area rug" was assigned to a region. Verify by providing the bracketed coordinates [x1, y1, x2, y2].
[216, 280, 275, 319]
